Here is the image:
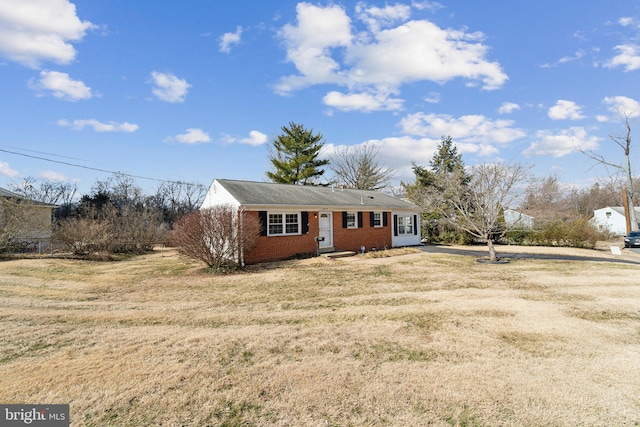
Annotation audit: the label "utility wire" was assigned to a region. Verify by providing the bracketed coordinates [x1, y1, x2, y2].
[0, 144, 107, 164]
[0, 146, 193, 185]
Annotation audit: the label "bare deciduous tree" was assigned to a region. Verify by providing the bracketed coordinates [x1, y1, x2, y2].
[10, 176, 78, 206]
[92, 173, 145, 209]
[565, 178, 622, 218]
[418, 162, 530, 261]
[521, 174, 570, 224]
[170, 205, 261, 270]
[580, 114, 637, 230]
[329, 143, 396, 190]
[151, 181, 207, 224]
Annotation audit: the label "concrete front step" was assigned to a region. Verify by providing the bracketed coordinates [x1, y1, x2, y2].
[322, 251, 357, 259]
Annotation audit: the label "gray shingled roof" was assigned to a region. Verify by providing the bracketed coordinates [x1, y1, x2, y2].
[605, 206, 640, 216]
[217, 179, 418, 210]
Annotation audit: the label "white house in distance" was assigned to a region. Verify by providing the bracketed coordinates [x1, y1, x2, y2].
[503, 209, 534, 230]
[590, 206, 640, 235]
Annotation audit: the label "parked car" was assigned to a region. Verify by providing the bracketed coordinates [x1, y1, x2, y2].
[624, 231, 640, 248]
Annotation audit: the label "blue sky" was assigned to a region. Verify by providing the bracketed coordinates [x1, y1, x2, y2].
[1, 0, 639, 196]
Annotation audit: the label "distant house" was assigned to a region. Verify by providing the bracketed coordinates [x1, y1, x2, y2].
[590, 206, 640, 235]
[201, 179, 422, 264]
[0, 187, 57, 251]
[503, 209, 534, 230]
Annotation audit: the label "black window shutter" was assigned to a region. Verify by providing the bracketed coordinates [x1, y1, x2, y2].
[301, 212, 309, 234]
[383, 212, 388, 227]
[358, 212, 363, 228]
[393, 214, 398, 236]
[414, 215, 418, 235]
[342, 211, 348, 228]
[259, 211, 267, 236]
[369, 212, 375, 227]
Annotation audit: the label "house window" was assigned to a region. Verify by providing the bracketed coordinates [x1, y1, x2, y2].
[606, 212, 611, 218]
[372, 212, 382, 227]
[397, 215, 413, 235]
[346, 212, 357, 228]
[268, 213, 300, 236]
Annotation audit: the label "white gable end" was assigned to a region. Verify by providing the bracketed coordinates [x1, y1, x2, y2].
[590, 206, 635, 235]
[201, 179, 241, 209]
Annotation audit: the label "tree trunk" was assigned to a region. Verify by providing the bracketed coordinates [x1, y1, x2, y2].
[625, 152, 638, 231]
[487, 239, 497, 262]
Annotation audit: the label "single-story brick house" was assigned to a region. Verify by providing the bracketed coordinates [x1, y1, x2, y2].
[201, 179, 422, 264]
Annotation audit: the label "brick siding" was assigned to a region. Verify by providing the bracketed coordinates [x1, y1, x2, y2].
[243, 211, 392, 264]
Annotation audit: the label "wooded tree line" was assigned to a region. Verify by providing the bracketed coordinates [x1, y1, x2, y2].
[7, 174, 207, 258]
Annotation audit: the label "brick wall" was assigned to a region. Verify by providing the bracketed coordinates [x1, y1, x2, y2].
[243, 211, 319, 264]
[332, 211, 392, 253]
[243, 210, 393, 264]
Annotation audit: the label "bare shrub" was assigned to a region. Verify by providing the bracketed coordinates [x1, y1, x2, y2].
[107, 206, 166, 254]
[0, 199, 28, 253]
[170, 206, 261, 270]
[52, 215, 115, 257]
[506, 217, 603, 249]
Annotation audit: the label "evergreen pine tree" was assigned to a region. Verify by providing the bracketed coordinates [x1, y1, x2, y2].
[266, 122, 329, 185]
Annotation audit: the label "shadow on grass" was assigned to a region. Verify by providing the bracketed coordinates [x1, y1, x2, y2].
[419, 245, 640, 266]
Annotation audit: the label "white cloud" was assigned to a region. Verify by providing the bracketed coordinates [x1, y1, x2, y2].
[0, 161, 19, 178]
[275, 3, 353, 94]
[39, 170, 67, 181]
[222, 130, 269, 146]
[30, 70, 92, 101]
[347, 20, 507, 90]
[324, 136, 442, 182]
[411, 1, 444, 13]
[603, 96, 640, 118]
[523, 127, 600, 157]
[57, 119, 138, 132]
[275, 3, 507, 111]
[240, 130, 268, 146]
[219, 26, 242, 53]
[498, 102, 520, 114]
[399, 112, 526, 144]
[604, 44, 640, 72]
[324, 131, 499, 183]
[0, 0, 95, 68]
[618, 17, 638, 27]
[558, 49, 586, 64]
[355, 2, 412, 33]
[548, 100, 585, 120]
[423, 91, 440, 104]
[150, 71, 191, 103]
[172, 128, 211, 144]
[323, 90, 403, 112]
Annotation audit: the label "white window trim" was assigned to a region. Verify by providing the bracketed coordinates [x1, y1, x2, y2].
[372, 211, 383, 228]
[346, 211, 357, 229]
[397, 215, 414, 236]
[267, 212, 301, 236]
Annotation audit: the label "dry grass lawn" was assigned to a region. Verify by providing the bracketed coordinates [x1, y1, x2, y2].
[1, 245, 639, 426]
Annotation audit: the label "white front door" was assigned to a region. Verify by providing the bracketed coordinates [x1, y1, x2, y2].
[318, 212, 333, 248]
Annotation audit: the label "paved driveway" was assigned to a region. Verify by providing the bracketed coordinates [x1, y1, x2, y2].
[418, 244, 640, 265]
